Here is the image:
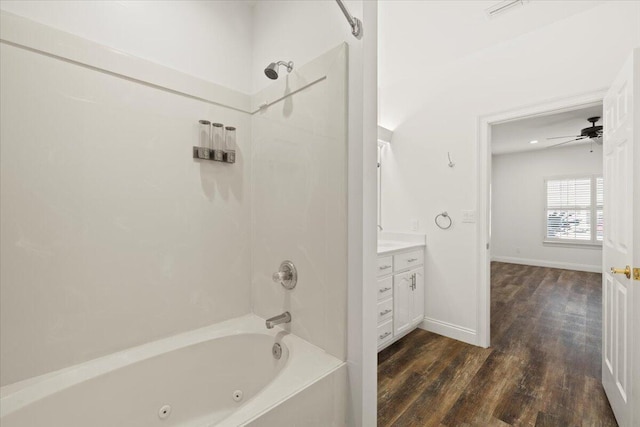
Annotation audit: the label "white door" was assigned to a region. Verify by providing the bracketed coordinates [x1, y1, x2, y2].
[393, 271, 412, 336]
[602, 48, 639, 427]
[411, 267, 425, 324]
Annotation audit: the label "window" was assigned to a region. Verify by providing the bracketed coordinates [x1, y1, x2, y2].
[545, 176, 603, 245]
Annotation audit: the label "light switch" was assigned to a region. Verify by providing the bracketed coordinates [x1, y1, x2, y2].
[411, 219, 419, 231]
[462, 210, 476, 223]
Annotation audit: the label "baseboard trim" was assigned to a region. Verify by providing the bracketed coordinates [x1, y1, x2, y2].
[419, 317, 477, 346]
[491, 256, 602, 273]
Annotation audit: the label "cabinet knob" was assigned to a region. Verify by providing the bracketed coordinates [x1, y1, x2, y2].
[379, 287, 391, 293]
[380, 309, 392, 316]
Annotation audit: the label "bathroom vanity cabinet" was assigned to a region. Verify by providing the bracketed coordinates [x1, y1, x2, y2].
[376, 239, 425, 352]
[393, 265, 424, 337]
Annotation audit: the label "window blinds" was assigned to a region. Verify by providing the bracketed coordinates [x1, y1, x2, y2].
[545, 177, 603, 243]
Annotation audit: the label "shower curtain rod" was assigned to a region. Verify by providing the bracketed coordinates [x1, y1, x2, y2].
[335, 0, 362, 39]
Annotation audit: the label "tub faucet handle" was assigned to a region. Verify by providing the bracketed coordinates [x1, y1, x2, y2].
[272, 271, 289, 282]
[272, 260, 297, 290]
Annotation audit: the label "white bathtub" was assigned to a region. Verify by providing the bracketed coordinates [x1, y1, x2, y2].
[0, 315, 346, 427]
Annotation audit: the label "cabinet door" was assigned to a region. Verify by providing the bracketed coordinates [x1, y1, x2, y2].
[411, 267, 425, 325]
[393, 271, 413, 336]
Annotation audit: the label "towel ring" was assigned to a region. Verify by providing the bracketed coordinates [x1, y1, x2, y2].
[435, 212, 452, 230]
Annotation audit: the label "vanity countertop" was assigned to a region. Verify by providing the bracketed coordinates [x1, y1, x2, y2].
[377, 232, 426, 255]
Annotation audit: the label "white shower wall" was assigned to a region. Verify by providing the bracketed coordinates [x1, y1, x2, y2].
[0, 1, 359, 391]
[251, 45, 348, 360]
[0, 27, 253, 386]
[0, 2, 254, 387]
[252, 3, 379, 424]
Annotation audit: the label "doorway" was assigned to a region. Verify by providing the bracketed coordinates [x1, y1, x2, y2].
[490, 104, 604, 271]
[476, 90, 606, 348]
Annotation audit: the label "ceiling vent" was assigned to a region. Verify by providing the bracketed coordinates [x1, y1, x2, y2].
[485, 0, 528, 19]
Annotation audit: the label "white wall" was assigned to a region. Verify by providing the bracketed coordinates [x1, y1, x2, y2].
[380, 1, 640, 344]
[492, 144, 603, 272]
[0, 0, 254, 94]
[252, 2, 378, 425]
[252, 1, 355, 93]
[0, 2, 254, 386]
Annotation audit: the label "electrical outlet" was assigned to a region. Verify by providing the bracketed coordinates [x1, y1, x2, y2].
[462, 210, 476, 223]
[411, 219, 419, 231]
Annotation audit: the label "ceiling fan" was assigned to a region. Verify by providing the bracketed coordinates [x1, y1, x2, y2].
[546, 116, 603, 148]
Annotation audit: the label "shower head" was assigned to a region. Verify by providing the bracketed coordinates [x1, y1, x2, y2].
[264, 61, 294, 80]
[264, 64, 279, 80]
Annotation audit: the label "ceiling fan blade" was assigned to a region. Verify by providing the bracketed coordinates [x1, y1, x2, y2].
[546, 135, 580, 140]
[547, 138, 584, 148]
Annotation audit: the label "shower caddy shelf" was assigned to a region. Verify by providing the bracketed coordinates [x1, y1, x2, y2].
[192, 147, 235, 164]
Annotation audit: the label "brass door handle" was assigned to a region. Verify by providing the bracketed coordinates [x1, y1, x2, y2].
[611, 265, 631, 279]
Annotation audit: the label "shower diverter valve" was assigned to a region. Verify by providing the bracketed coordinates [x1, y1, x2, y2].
[272, 260, 297, 290]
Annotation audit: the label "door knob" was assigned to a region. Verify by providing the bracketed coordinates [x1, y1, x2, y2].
[611, 265, 631, 279]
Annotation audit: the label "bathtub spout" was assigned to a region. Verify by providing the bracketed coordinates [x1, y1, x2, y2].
[265, 312, 291, 329]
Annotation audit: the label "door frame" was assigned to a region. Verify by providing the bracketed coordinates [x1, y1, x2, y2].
[475, 89, 607, 348]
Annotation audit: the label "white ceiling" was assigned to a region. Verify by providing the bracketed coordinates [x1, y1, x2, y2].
[491, 104, 603, 155]
[378, 0, 604, 89]
[378, 0, 605, 123]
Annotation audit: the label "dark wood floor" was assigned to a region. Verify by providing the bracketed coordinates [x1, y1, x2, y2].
[378, 262, 618, 426]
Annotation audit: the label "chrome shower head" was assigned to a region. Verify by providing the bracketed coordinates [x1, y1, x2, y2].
[264, 63, 279, 80]
[264, 61, 294, 80]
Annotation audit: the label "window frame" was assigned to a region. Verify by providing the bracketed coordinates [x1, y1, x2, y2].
[543, 174, 603, 247]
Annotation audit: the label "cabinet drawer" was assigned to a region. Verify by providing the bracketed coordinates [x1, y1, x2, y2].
[377, 320, 393, 347]
[377, 276, 392, 300]
[394, 250, 424, 271]
[377, 256, 393, 277]
[377, 298, 393, 323]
